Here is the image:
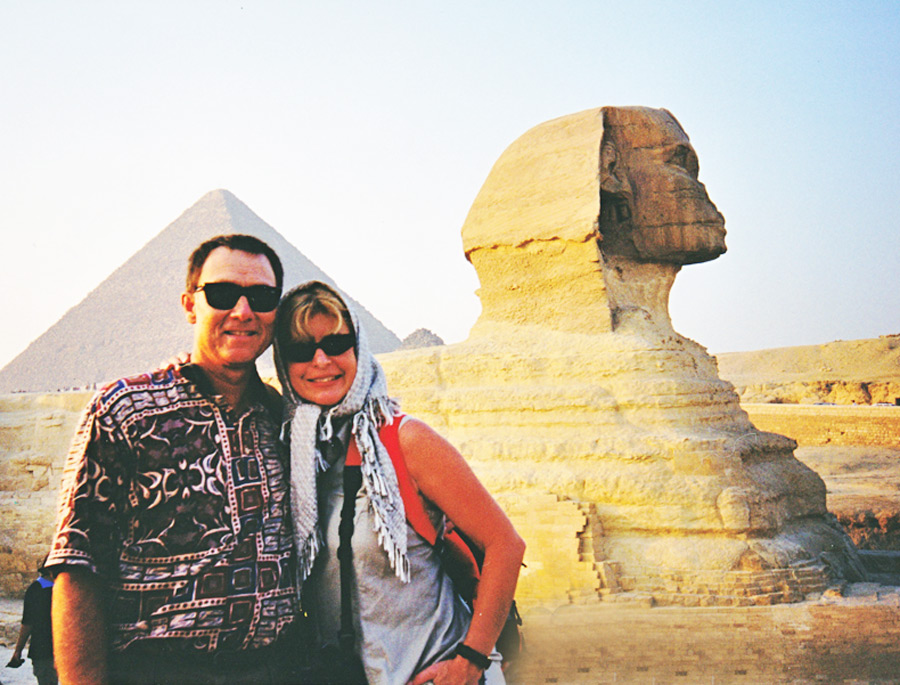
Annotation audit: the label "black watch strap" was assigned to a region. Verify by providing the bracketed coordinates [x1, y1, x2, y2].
[454, 643, 491, 671]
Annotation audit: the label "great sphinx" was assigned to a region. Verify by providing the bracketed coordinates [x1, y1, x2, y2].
[380, 107, 864, 607]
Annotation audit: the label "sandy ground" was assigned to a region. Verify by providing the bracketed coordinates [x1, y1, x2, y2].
[0, 646, 35, 685]
[3, 440, 899, 683]
[4, 590, 898, 685]
[796, 445, 900, 515]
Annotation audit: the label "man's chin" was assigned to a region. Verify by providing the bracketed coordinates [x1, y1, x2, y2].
[222, 358, 258, 371]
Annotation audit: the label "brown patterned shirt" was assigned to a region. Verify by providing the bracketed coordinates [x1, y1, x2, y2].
[46, 365, 297, 653]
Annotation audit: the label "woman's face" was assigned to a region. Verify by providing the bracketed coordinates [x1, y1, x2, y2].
[286, 313, 358, 407]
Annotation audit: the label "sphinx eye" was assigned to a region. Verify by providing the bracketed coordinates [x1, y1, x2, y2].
[669, 144, 699, 177]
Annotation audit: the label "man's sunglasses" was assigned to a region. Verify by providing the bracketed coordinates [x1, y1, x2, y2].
[282, 333, 356, 363]
[195, 282, 282, 312]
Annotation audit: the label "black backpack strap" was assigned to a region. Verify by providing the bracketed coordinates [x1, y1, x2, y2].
[338, 464, 363, 651]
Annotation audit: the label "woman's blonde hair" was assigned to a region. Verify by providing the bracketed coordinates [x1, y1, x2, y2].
[279, 284, 352, 344]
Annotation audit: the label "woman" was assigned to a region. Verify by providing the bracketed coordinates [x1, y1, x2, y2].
[273, 281, 525, 685]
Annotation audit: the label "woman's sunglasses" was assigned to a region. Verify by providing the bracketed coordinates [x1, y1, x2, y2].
[195, 282, 282, 312]
[282, 333, 356, 363]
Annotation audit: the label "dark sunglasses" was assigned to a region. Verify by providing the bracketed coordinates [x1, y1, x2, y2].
[195, 282, 282, 312]
[282, 333, 356, 363]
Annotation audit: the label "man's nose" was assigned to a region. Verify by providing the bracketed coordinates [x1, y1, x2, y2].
[231, 295, 254, 318]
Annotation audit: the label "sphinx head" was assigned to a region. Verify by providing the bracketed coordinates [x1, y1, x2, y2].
[599, 107, 726, 264]
[461, 106, 727, 335]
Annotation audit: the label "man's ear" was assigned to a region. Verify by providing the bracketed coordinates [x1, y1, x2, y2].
[182, 291, 197, 324]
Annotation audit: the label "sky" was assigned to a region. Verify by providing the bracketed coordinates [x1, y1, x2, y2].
[1, 1, 898, 372]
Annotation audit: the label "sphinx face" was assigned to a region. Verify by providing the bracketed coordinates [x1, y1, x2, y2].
[599, 107, 726, 264]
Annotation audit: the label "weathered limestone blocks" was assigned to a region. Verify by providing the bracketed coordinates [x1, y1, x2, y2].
[0, 392, 91, 596]
[745, 404, 900, 448]
[382, 332, 852, 607]
[381, 106, 863, 607]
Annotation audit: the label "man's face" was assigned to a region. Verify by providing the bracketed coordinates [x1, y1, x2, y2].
[181, 247, 278, 371]
[600, 107, 726, 264]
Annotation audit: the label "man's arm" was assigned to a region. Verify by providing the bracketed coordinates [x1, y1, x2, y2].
[52, 567, 108, 685]
[9, 622, 31, 665]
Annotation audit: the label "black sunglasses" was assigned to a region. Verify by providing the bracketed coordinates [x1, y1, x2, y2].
[195, 282, 282, 313]
[282, 333, 356, 363]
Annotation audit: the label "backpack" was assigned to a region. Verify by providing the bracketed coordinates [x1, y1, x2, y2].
[346, 416, 524, 667]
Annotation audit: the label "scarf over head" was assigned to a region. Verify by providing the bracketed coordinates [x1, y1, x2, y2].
[274, 281, 407, 585]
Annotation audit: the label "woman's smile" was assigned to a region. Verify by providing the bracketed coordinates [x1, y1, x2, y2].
[287, 313, 357, 406]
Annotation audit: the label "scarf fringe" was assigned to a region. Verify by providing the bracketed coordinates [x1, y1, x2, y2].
[372, 508, 411, 583]
[296, 528, 322, 584]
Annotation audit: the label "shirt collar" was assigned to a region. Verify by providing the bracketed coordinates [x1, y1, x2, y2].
[180, 364, 282, 421]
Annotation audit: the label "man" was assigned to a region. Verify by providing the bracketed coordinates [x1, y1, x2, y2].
[46, 234, 297, 684]
[8, 558, 57, 685]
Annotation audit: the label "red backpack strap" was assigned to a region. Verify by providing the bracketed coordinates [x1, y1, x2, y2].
[380, 417, 480, 592]
[379, 416, 440, 546]
[346, 416, 483, 598]
[345, 415, 439, 545]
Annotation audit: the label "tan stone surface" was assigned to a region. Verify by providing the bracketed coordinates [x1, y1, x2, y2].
[0, 392, 92, 596]
[745, 403, 900, 448]
[382, 106, 862, 608]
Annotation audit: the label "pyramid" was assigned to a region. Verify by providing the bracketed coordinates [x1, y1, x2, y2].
[0, 190, 401, 392]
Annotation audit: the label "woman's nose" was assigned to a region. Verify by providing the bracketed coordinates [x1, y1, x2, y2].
[311, 346, 331, 364]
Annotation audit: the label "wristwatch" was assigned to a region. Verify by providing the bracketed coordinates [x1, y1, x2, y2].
[454, 643, 491, 671]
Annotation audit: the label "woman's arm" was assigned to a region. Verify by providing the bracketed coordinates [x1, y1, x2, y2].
[400, 418, 526, 685]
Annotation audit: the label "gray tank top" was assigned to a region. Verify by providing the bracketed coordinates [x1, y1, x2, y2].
[304, 450, 472, 685]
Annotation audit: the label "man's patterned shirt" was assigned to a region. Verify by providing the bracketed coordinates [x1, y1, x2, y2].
[46, 365, 297, 653]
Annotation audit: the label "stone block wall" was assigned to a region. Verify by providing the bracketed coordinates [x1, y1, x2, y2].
[0, 392, 92, 596]
[0, 391, 891, 603]
[501, 490, 833, 609]
[744, 404, 900, 448]
[612, 561, 829, 607]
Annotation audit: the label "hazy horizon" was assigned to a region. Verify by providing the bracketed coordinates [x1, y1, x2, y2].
[2, 2, 898, 371]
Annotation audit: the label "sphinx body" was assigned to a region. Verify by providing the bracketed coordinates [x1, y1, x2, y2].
[380, 107, 863, 607]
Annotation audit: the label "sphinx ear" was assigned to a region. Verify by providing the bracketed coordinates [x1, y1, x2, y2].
[599, 140, 627, 195]
[182, 291, 197, 324]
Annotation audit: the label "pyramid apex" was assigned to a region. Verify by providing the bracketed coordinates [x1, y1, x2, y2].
[0, 192, 400, 391]
[193, 188, 236, 206]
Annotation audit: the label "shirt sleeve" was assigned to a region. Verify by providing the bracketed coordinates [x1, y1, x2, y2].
[21, 582, 38, 625]
[45, 395, 131, 577]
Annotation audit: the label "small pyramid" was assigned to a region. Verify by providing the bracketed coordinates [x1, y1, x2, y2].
[0, 190, 400, 392]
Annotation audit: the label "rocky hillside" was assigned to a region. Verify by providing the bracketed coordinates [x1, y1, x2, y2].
[716, 335, 900, 405]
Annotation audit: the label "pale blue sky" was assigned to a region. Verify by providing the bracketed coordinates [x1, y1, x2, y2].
[2, 1, 898, 370]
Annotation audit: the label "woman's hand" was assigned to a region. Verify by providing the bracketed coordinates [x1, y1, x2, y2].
[407, 655, 483, 685]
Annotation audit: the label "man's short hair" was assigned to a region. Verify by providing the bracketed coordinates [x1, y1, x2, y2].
[186, 234, 284, 292]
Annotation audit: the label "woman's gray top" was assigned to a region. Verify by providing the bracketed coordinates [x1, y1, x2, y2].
[304, 438, 471, 685]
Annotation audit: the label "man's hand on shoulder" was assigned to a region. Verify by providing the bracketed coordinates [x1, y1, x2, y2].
[158, 351, 191, 371]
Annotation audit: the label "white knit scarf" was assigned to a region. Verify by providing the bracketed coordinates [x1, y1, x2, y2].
[274, 281, 407, 586]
